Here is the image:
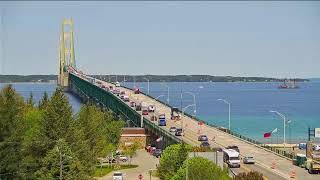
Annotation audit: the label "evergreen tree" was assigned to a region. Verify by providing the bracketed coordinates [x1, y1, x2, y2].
[38, 91, 49, 110]
[35, 139, 88, 180]
[27, 92, 35, 107]
[0, 85, 26, 179]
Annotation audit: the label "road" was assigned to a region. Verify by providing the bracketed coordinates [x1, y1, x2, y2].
[99, 81, 319, 180]
[97, 149, 159, 180]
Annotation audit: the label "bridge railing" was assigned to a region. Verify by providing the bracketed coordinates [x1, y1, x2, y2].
[107, 83, 296, 160]
[143, 117, 182, 145]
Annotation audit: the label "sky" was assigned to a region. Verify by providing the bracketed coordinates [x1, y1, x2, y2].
[0, 1, 319, 78]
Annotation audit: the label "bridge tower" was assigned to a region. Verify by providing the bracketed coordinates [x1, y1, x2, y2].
[58, 18, 76, 90]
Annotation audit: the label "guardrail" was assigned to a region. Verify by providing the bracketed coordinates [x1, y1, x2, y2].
[143, 117, 182, 145]
[104, 82, 297, 160]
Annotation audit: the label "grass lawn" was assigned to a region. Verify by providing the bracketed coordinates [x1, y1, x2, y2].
[95, 164, 138, 177]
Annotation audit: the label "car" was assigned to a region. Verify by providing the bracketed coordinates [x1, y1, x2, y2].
[134, 88, 140, 94]
[120, 91, 125, 95]
[175, 128, 183, 136]
[136, 104, 142, 111]
[169, 126, 177, 133]
[298, 143, 307, 150]
[153, 149, 162, 158]
[200, 141, 211, 148]
[243, 156, 255, 164]
[314, 145, 320, 151]
[149, 146, 156, 154]
[118, 155, 128, 162]
[130, 101, 136, 107]
[115, 82, 121, 87]
[123, 95, 129, 102]
[112, 172, 124, 180]
[226, 145, 240, 153]
[150, 115, 157, 121]
[148, 105, 155, 112]
[198, 135, 208, 142]
[142, 109, 148, 115]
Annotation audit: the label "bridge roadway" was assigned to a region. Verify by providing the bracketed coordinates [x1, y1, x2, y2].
[90, 79, 318, 180]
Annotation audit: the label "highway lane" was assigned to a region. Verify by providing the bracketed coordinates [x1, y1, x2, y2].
[110, 86, 285, 180]
[96, 81, 318, 180]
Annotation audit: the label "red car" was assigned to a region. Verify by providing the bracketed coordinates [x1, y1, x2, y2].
[142, 109, 148, 115]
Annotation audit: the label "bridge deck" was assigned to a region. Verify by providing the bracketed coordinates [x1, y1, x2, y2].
[72, 74, 318, 180]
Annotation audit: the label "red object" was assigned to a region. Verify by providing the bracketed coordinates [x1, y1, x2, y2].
[264, 132, 271, 138]
[198, 121, 204, 126]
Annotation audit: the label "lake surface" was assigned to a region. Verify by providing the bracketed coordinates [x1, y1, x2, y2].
[1, 81, 319, 143]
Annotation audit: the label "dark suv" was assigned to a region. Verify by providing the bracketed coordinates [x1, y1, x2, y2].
[198, 135, 208, 142]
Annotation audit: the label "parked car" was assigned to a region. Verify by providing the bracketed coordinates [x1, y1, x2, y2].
[153, 149, 162, 158]
[175, 128, 183, 136]
[243, 156, 255, 164]
[115, 82, 121, 87]
[169, 126, 177, 133]
[226, 145, 240, 153]
[198, 135, 208, 142]
[118, 155, 128, 162]
[200, 141, 211, 148]
[120, 91, 125, 95]
[112, 172, 123, 180]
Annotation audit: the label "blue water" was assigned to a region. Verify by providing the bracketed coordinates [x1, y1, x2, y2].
[1, 82, 319, 143]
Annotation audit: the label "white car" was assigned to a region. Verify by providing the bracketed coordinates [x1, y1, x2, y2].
[113, 172, 124, 180]
[119, 155, 128, 162]
[314, 145, 320, 151]
[115, 82, 121, 87]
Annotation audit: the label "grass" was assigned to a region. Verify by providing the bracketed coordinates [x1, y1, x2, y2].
[94, 164, 138, 177]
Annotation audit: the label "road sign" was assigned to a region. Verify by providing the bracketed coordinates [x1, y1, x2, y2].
[315, 128, 320, 138]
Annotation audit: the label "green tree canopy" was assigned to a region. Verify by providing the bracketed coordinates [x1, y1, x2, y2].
[158, 143, 192, 180]
[172, 157, 231, 180]
[0, 85, 26, 178]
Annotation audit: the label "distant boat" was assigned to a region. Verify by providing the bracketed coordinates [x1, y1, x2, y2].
[199, 86, 204, 89]
[278, 79, 299, 89]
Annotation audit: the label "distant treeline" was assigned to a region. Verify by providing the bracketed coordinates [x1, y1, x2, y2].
[92, 75, 309, 83]
[0, 75, 57, 83]
[0, 74, 309, 83]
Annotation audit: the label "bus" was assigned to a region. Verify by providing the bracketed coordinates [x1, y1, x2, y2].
[222, 149, 240, 168]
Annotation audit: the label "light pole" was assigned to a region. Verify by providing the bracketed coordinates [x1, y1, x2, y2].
[161, 83, 170, 104]
[182, 104, 196, 137]
[217, 99, 231, 130]
[143, 77, 150, 95]
[183, 92, 196, 117]
[270, 110, 288, 146]
[154, 95, 165, 119]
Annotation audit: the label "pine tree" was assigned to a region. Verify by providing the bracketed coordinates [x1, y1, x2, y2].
[35, 139, 88, 180]
[38, 91, 49, 110]
[0, 85, 26, 178]
[27, 92, 35, 107]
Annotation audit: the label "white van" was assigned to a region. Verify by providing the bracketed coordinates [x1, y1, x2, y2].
[222, 149, 240, 168]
